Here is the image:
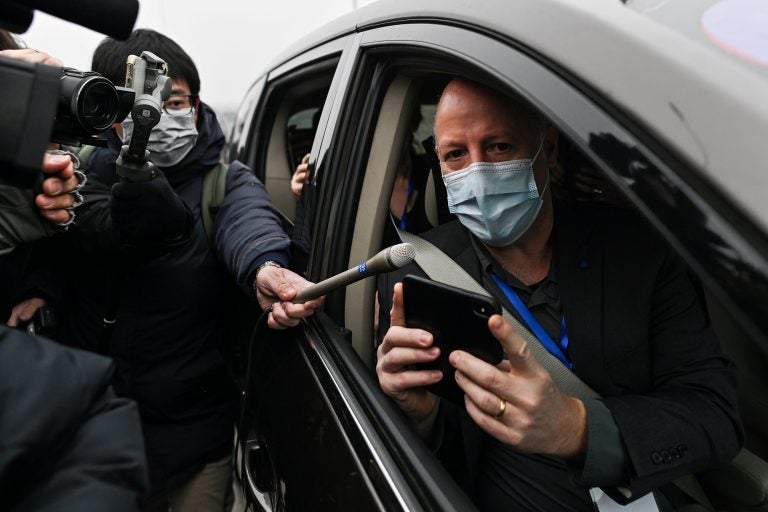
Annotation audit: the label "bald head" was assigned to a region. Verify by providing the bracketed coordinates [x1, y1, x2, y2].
[433, 78, 552, 172]
[436, 79, 545, 140]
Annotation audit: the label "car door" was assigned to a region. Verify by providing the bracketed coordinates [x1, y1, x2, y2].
[232, 32, 477, 512]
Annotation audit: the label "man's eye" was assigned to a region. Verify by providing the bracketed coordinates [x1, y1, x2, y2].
[488, 143, 513, 153]
[444, 150, 464, 161]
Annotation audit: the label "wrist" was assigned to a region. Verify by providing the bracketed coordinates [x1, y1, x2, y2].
[560, 398, 588, 459]
[252, 260, 282, 297]
[412, 399, 440, 440]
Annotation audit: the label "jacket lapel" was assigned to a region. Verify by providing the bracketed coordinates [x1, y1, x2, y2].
[554, 208, 609, 391]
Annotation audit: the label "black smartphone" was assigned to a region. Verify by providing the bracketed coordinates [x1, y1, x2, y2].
[402, 274, 503, 405]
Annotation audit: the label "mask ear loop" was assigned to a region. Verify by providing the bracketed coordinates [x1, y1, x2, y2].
[532, 134, 549, 198]
[530, 134, 547, 165]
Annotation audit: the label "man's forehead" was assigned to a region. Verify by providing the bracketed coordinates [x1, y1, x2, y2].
[436, 80, 535, 127]
[170, 78, 191, 95]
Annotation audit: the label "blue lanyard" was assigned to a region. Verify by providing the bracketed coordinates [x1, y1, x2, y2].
[491, 273, 572, 370]
[399, 178, 414, 230]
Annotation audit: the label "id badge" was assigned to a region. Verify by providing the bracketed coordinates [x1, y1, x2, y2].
[590, 488, 661, 512]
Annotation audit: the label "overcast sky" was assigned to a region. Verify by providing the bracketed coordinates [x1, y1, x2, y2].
[20, 0, 377, 116]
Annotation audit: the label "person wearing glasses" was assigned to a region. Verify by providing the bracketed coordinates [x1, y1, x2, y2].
[18, 29, 321, 511]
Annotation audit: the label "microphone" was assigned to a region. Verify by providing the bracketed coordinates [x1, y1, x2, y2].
[294, 243, 415, 303]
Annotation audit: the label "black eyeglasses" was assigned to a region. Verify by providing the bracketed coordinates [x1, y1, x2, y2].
[162, 94, 198, 116]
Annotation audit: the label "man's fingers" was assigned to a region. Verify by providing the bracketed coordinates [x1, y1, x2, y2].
[381, 325, 433, 353]
[488, 314, 536, 373]
[268, 303, 300, 329]
[258, 267, 297, 301]
[380, 368, 442, 395]
[463, 394, 523, 446]
[40, 173, 78, 197]
[280, 300, 321, 319]
[7, 299, 46, 327]
[450, 349, 510, 398]
[36, 192, 73, 210]
[41, 153, 73, 175]
[455, 368, 510, 417]
[0, 48, 63, 67]
[390, 282, 406, 327]
[379, 345, 440, 373]
[38, 209, 71, 224]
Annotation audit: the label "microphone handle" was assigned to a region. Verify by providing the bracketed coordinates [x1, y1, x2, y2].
[294, 267, 364, 303]
[293, 255, 394, 303]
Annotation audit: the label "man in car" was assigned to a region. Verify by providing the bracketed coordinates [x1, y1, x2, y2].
[15, 29, 322, 511]
[376, 78, 742, 511]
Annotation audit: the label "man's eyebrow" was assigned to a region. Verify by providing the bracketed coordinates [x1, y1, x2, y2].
[170, 88, 188, 95]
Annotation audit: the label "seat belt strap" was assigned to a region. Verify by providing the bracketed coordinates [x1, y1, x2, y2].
[395, 227, 714, 511]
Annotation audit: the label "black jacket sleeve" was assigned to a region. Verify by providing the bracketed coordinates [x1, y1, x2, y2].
[600, 243, 742, 499]
[214, 162, 291, 297]
[0, 327, 148, 511]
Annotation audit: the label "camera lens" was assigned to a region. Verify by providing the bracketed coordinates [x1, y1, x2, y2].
[74, 77, 120, 132]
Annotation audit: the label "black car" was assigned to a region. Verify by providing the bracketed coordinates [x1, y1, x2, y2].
[227, 1, 768, 510]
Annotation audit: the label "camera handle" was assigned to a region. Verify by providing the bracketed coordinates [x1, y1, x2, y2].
[116, 73, 171, 183]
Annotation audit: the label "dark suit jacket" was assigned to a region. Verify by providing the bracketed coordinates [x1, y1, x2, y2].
[377, 202, 742, 501]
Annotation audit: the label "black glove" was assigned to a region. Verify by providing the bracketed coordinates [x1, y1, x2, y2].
[110, 172, 192, 245]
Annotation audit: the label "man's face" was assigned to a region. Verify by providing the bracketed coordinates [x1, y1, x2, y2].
[164, 78, 198, 124]
[114, 78, 198, 137]
[434, 79, 556, 190]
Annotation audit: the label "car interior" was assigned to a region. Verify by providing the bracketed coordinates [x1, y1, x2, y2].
[252, 60, 768, 511]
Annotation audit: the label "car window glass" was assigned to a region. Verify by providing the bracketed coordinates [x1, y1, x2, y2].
[285, 104, 323, 171]
[256, 73, 334, 223]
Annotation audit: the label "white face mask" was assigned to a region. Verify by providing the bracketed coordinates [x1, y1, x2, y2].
[442, 138, 547, 247]
[122, 111, 198, 168]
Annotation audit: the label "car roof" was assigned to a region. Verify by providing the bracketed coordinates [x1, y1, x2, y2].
[269, 0, 768, 232]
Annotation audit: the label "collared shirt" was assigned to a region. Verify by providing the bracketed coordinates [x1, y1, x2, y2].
[471, 236, 567, 362]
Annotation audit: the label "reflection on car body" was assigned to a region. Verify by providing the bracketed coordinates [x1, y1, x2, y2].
[226, 0, 768, 510]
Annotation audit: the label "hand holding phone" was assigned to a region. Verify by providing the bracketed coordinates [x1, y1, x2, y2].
[402, 274, 503, 405]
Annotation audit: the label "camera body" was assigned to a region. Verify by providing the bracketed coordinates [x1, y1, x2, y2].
[54, 67, 135, 147]
[116, 51, 172, 182]
[0, 56, 135, 186]
[122, 51, 171, 158]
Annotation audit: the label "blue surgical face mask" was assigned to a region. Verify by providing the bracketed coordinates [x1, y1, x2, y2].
[442, 138, 547, 247]
[122, 111, 198, 168]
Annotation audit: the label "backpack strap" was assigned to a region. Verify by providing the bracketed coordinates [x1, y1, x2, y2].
[201, 162, 229, 247]
[72, 144, 98, 170]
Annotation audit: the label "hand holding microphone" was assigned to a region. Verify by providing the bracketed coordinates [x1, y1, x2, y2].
[294, 243, 416, 303]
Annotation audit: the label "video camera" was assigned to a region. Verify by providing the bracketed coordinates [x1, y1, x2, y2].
[0, 0, 140, 187]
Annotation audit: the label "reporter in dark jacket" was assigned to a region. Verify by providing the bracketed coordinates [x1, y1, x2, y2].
[44, 30, 321, 510]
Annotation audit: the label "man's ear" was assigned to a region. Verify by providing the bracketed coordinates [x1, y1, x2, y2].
[194, 96, 202, 126]
[545, 124, 559, 168]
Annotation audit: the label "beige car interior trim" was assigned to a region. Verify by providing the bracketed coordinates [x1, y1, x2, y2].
[264, 76, 335, 222]
[345, 74, 419, 366]
[264, 105, 295, 221]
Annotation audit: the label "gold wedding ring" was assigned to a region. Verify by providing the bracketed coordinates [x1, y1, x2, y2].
[495, 396, 506, 418]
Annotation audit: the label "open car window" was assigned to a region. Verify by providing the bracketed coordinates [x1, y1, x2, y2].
[316, 23, 767, 509]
